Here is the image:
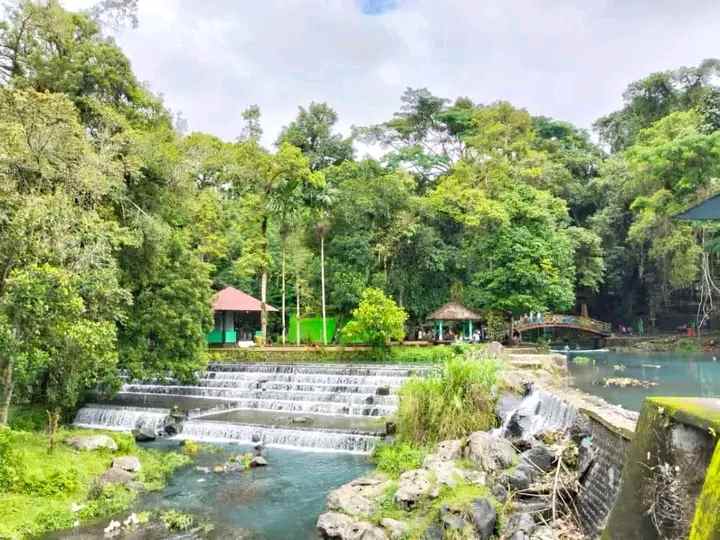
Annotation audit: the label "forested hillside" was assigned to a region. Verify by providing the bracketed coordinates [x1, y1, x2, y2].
[2, 0, 719, 420]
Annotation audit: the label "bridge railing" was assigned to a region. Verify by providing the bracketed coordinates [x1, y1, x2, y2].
[514, 313, 612, 335]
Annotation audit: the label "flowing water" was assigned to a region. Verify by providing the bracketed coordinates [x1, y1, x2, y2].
[74, 362, 430, 453]
[566, 350, 720, 411]
[45, 441, 372, 540]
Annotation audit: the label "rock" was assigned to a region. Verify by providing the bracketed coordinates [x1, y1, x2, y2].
[465, 470, 487, 486]
[327, 476, 390, 517]
[291, 416, 312, 425]
[505, 513, 536, 538]
[364, 395, 374, 405]
[250, 456, 268, 467]
[505, 410, 535, 440]
[131, 426, 156, 442]
[98, 467, 134, 487]
[316, 511, 388, 540]
[435, 439, 463, 461]
[491, 482, 508, 503]
[112, 456, 141, 473]
[521, 445, 555, 473]
[465, 431, 516, 472]
[471, 498, 497, 539]
[213, 465, 225, 473]
[496, 393, 523, 424]
[516, 462, 540, 483]
[376, 386, 391, 396]
[487, 341, 504, 358]
[380, 518, 408, 540]
[530, 526, 554, 540]
[500, 468, 530, 491]
[196, 466, 210, 473]
[440, 505, 466, 530]
[66, 435, 118, 452]
[395, 469, 439, 509]
[421, 523, 444, 540]
[422, 455, 466, 487]
[251, 433, 261, 443]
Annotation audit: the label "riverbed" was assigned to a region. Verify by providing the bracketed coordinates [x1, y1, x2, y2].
[47, 442, 372, 540]
[566, 350, 720, 411]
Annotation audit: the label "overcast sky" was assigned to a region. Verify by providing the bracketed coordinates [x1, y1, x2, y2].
[63, 0, 718, 148]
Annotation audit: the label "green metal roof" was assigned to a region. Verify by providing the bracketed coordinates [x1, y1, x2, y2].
[674, 194, 720, 221]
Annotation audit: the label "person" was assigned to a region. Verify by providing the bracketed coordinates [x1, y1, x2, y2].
[417, 328, 424, 341]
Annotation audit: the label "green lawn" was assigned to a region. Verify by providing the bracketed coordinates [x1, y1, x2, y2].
[0, 426, 190, 539]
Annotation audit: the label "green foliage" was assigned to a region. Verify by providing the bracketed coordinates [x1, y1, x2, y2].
[372, 442, 427, 478]
[397, 355, 501, 445]
[161, 510, 196, 531]
[78, 484, 137, 521]
[342, 288, 408, 349]
[572, 356, 592, 365]
[7, 406, 46, 432]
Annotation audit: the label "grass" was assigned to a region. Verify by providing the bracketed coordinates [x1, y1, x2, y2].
[396, 355, 502, 445]
[0, 426, 190, 539]
[372, 442, 427, 478]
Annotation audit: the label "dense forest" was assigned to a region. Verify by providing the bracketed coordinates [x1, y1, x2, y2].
[2, 0, 720, 421]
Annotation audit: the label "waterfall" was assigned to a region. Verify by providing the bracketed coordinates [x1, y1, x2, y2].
[73, 362, 423, 453]
[74, 404, 169, 431]
[497, 388, 578, 439]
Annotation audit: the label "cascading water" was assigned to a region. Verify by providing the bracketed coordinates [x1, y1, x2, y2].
[74, 362, 429, 453]
[497, 387, 578, 439]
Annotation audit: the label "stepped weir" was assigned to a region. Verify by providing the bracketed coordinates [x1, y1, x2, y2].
[74, 362, 431, 453]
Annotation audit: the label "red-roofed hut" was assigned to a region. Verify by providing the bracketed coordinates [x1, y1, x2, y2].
[207, 286, 277, 345]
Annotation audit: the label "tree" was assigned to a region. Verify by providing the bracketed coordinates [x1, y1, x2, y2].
[277, 102, 353, 171]
[342, 288, 407, 349]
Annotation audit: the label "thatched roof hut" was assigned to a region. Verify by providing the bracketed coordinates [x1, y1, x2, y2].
[427, 302, 482, 321]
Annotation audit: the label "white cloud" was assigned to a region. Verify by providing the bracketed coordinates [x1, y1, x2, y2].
[63, 0, 719, 145]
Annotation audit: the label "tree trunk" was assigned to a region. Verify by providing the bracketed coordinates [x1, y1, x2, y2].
[320, 234, 327, 346]
[281, 246, 286, 345]
[0, 358, 13, 426]
[260, 216, 268, 344]
[296, 274, 301, 346]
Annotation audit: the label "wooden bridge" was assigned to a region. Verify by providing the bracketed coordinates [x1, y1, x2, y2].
[514, 314, 612, 337]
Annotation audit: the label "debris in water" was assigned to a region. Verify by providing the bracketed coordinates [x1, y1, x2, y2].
[601, 377, 658, 388]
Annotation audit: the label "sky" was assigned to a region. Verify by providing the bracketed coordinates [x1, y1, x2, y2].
[63, 0, 719, 149]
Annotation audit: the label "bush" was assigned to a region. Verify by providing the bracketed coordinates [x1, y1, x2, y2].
[22, 468, 81, 496]
[78, 484, 137, 520]
[0, 428, 21, 490]
[8, 406, 47, 432]
[161, 510, 195, 531]
[390, 346, 456, 364]
[138, 449, 191, 491]
[341, 288, 407, 349]
[397, 356, 501, 445]
[372, 442, 426, 478]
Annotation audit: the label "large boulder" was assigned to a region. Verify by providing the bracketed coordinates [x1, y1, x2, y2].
[327, 476, 390, 518]
[132, 426, 156, 442]
[423, 455, 466, 487]
[380, 518, 408, 540]
[395, 469, 439, 509]
[435, 439, 463, 461]
[439, 505, 466, 531]
[465, 432, 516, 472]
[317, 512, 388, 540]
[470, 498, 497, 540]
[97, 467, 134, 487]
[520, 445, 555, 473]
[66, 435, 118, 452]
[500, 467, 531, 491]
[504, 512, 536, 540]
[112, 456, 141, 473]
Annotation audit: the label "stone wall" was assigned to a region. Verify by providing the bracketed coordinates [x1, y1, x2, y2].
[574, 411, 633, 537]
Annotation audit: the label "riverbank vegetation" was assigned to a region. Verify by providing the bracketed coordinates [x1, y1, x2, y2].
[0, 425, 190, 539]
[2, 0, 720, 425]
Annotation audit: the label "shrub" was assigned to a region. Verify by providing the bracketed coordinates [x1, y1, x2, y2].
[181, 439, 200, 456]
[138, 449, 191, 491]
[8, 406, 47, 432]
[22, 468, 81, 496]
[161, 510, 195, 531]
[389, 346, 456, 364]
[341, 288, 407, 349]
[78, 484, 137, 520]
[0, 428, 21, 490]
[397, 356, 501, 445]
[372, 442, 426, 478]
[109, 432, 137, 454]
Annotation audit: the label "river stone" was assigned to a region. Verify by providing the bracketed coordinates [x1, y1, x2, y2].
[505, 512, 536, 538]
[66, 435, 118, 452]
[380, 518, 408, 539]
[521, 445, 555, 473]
[98, 467, 134, 487]
[317, 511, 388, 540]
[395, 469, 439, 508]
[422, 455, 466, 487]
[465, 432, 516, 472]
[530, 526, 554, 540]
[440, 504, 466, 530]
[501, 468, 530, 491]
[376, 386, 390, 396]
[132, 426, 156, 442]
[112, 456, 141, 473]
[471, 498, 497, 539]
[250, 456, 268, 467]
[421, 523, 444, 540]
[327, 476, 389, 517]
[435, 439, 463, 460]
